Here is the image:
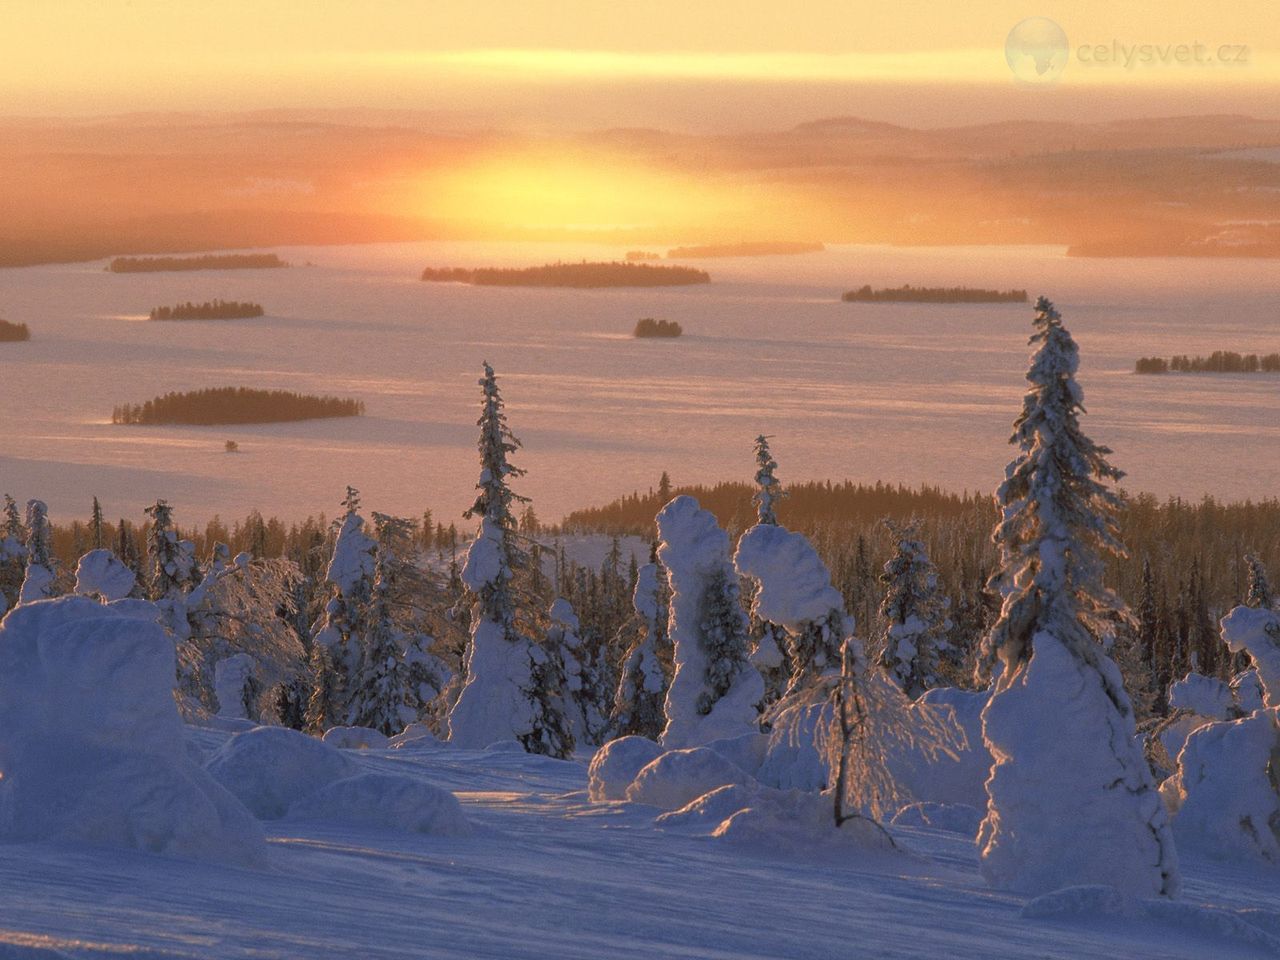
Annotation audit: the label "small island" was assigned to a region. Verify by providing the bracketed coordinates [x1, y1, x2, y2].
[1135, 352, 1280, 374]
[149, 299, 265, 321]
[625, 250, 661, 261]
[420, 261, 710, 288]
[667, 241, 824, 258]
[107, 253, 289, 273]
[0, 318, 31, 342]
[112, 387, 364, 426]
[633, 318, 683, 338]
[841, 285, 1029, 304]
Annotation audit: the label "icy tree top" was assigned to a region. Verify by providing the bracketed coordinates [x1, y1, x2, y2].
[752, 434, 785, 526]
[466, 361, 529, 529]
[326, 508, 376, 597]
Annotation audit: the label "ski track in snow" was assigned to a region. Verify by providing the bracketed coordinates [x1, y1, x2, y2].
[0, 729, 1275, 959]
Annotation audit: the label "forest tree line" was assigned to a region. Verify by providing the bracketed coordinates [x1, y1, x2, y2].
[842, 285, 1029, 304]
[107, 253, 288, 273]
[149, 299, 264, 321]
[1135, 351, 1280, 374]
[0, 319, 30, 342]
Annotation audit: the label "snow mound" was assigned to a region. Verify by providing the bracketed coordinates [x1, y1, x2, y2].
[1169, 672, 1234, 720]
[655, 783, 762, 831]
[72, 549, 135, 601]
[626, 747, 755, 811]
[733, 524, 846, 630]
[0, 597, 263, 864]
[323, 726, 390, 750]
[588, 736, 665, 802]
[205, 726, 358, 820]
[485, 739, 528, 753]
[286, 773, 473, 836]
[1022, 885, 1280, 954]
[1164, 709, 1280, 862]
[388, 723, 446, 750]
[711, 790, 898, 856]
[891, 802, 984, 836]
[702, 732, 769, 777]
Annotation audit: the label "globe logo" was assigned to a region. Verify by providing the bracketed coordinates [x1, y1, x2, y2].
[1005, 17, 1069, 84]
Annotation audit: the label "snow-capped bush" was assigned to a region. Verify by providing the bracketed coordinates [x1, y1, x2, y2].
[625, 747, 755, 810]
[286, 773, 473, 836]
[657, 497, 763, 748]
[73, 548, 136, 601]
[1168, 672, 1234, 720]
[1163, 710, 1280, 862]
[588, 735, 665, 802]
[205, 726, 358, 819]
[214, 653, 257, 720]
[1220, 605, 1280, 705]
[0, 597, 263, 863]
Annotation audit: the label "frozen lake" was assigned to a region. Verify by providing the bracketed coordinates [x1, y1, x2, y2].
[2, 241, 1278, 526]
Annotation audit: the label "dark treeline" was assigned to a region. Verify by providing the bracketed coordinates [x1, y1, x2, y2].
[0, 319, 30, 342]
[624, 250, 661, 261]
[563, 477, 1280, 704]
[112, 387, 364, 425]
[420, 261, 711, 288]
[841, 285, 1029, 303]
[633, 318, 683, 338]
[107, 253, 288, 273]
[149, 299, 264, 321]
[1135, 352, 1280, 374]
[667, 241, 824, 258]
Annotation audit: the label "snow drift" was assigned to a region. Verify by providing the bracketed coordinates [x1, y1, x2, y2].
[205, 726, 358, 819]
[0, 597, 263, 863]
[287, 773, 473, 836]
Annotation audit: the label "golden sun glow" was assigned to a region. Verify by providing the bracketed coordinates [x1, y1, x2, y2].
[422, 150, 753, 233]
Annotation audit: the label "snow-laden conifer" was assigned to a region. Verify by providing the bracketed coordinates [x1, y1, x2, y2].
[612, 558, 671, 739]
[448, 362, 573, 757]
[657, 496, 763, 747]
[977, 297, 1179, 898]
[18, 499, 56, 603]
[877, 521, 950, 698]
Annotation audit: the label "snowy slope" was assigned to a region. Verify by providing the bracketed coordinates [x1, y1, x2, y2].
[0, 726, 1277, 960]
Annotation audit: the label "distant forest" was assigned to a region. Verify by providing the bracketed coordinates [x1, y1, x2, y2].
[420, 261, 711, 288]
[107, 253, 288, 273]
[667, 241, 824, 258]
[633, 318, 683, 338]
[0, 319, 30, 342]
[842, 285, 1029, 303]
[624, 250, 661, 261]
[1135, 352, 1280, 374]
[149, 299, 264, 321]
[112, 387, 364, 425]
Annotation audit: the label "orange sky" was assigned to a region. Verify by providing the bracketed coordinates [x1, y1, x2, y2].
[2, 1, 1277, 128]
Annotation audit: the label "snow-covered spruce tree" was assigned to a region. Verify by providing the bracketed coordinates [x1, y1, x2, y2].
[746, 434, 790, 706]
[977, 297, 1179, 898]
[612, 557, 671, 739]
[89, 496, 105, 550]
[348, 514, 449, 736]
[307, 488, 376, 731]
[1246, 554, 1273, 610]
[0, 494, 28, 611]
[657, 496, 763, 747]
[877, 520, 950, 699]
[550, 598, 607, 747]
[18, 499, 56, 603]
[447, 362, 573, 757]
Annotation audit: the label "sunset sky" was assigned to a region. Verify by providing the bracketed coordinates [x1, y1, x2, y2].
[4, 0, 1277, 128]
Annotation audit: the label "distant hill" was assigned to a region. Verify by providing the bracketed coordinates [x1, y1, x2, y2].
[420, 261, 710, 288]
[667, 242, 823, 258]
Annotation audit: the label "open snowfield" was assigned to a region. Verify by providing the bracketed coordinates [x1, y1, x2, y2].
[0, 726, 1275, 960]
[3, 241, 1280, 524]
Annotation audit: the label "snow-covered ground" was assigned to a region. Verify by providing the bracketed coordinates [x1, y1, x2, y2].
[0, 726, 1276, 960]
[3, 241, 1280, 524]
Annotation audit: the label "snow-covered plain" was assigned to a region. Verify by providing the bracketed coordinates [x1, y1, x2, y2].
[1, 727, 1278, 959]
[4, 241, 1280, 523]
